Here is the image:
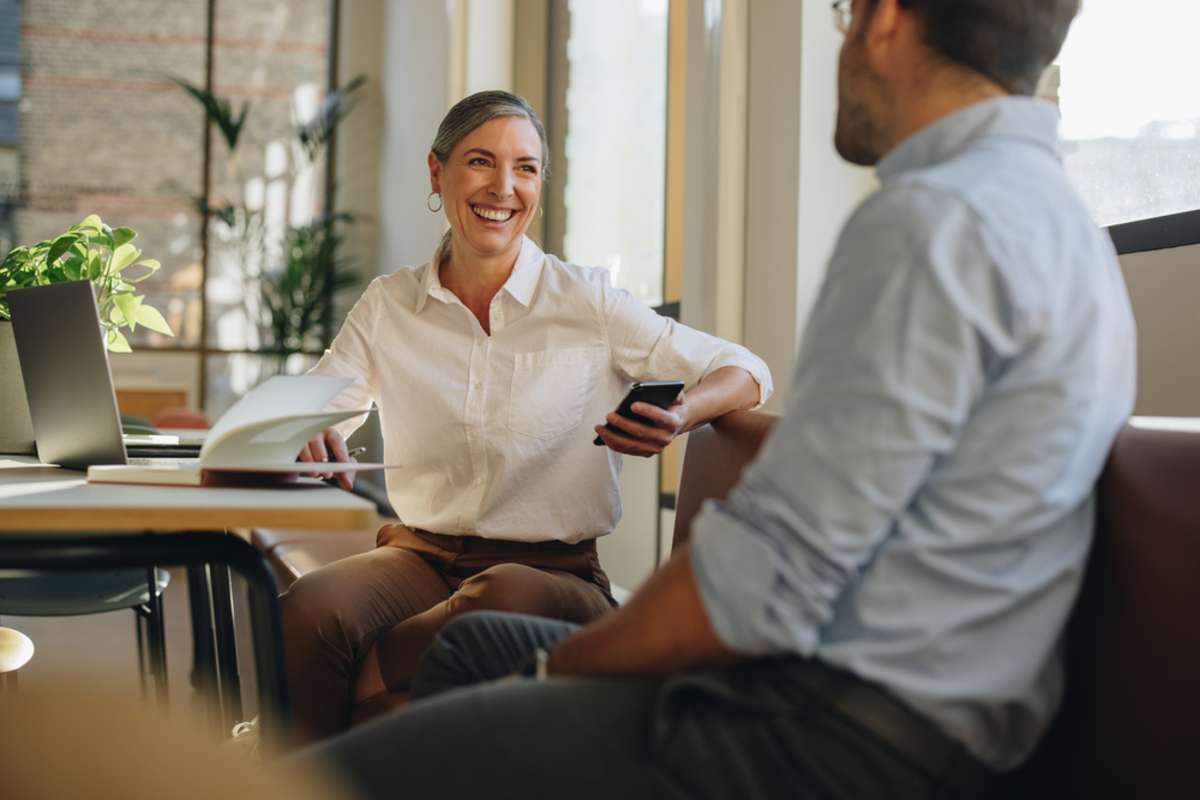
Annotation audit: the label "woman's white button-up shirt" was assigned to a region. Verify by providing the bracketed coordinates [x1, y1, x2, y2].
[311, 237, 772, 543]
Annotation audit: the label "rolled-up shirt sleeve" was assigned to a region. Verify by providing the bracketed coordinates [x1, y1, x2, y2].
[307, 278, 382, 439]
[598, 272, 773, 406]
[690, 188, 1003, 656]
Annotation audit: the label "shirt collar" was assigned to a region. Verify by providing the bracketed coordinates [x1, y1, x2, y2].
[414, 235, 545, 313]
[876, 97, 1061, 183]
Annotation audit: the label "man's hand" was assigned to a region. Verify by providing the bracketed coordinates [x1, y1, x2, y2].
[547, 547, 738, 677]
[593, 394, 690, 457]
[297, 427, 355, 491]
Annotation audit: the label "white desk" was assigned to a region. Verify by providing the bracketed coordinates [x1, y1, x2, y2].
[0, 457, 378, 745]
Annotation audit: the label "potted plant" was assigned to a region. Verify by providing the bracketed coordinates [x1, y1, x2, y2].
[0, 215, 174, 453]
[175, 76, 364, 365]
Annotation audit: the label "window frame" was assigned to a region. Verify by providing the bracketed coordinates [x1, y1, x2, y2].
[1108, 208, 1200, 256]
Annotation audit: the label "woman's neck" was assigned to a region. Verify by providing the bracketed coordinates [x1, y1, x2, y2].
[439, 238, 522, 333]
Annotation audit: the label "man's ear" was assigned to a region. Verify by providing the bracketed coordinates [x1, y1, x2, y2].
[427, 151, 442, 194]
[861, 0, 905, 73]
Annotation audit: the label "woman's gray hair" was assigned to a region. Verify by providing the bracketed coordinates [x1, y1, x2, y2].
[430, 91, 549, 260]
[430, 90, 550, 176]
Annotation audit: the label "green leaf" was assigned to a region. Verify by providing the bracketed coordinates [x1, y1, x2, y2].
[108, 305, 124, 326]
[111, 227, 136, 247]
[124, 258, 161, 283]
[134, 303, 173, 336]
[47, 234, 78, 264]
[114, 292, 141, 330]
[86, 252, 103, 280]
[62, 254, 83, 280]
[106, 328, 132, 353]
[79, 214, 103, 231]
[109, 243, 140, 274]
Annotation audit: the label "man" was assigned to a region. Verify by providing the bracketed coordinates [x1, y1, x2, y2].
[293, 1, 1134, 797]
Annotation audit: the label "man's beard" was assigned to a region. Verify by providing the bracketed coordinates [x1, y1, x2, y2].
[834, 40, 885, 166]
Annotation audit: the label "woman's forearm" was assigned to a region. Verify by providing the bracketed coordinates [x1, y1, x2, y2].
[682, 366, 761, 430]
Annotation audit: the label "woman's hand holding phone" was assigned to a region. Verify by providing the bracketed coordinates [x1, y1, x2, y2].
[296, 426, 356, 490]
[593, 390, 690, 458]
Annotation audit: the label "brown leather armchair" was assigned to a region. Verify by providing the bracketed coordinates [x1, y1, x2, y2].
[672, 412, 1200, 797]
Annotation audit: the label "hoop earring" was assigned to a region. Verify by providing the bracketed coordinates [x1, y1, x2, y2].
[427, 192, 443, 213]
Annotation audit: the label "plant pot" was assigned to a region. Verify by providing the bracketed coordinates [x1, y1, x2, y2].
[0, 320, 36, 455]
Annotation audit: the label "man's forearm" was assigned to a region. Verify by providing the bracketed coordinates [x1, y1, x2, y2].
[683, 366, 760, 430]
[548, 547, 739, 677]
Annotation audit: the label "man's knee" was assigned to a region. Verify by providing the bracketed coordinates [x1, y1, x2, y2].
[414, 611, 563, 700]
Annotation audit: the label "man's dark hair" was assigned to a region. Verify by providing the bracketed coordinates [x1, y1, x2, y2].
[893, 0, 1080, 95]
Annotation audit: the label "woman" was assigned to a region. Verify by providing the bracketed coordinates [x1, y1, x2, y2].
[283, 90, 772, 744]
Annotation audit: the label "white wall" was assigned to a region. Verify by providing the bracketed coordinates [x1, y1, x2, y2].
[335, 0, 386, 289]
[376, 1, 456, 274]
[1119, 243, 1200, 416]
[743, 1, 874, 410]
[796, 1, 876, 350]
[463, 0, 515, 96]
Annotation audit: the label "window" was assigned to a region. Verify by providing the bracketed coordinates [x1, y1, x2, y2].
[1055, 0, 1200, 227]
[3, 0, 339, 419]
[556, 0, 669, 306]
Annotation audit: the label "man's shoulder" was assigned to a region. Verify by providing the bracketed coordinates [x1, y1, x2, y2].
[841, 182, 981, 256]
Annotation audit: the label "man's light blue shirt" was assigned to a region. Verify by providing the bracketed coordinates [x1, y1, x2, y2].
[689, 97, 1136, 770]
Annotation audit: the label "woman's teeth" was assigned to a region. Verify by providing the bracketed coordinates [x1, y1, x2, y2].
[471, 205, 515, 222]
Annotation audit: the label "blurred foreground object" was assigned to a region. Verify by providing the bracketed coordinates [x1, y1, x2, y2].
[0, 686, 358, 800]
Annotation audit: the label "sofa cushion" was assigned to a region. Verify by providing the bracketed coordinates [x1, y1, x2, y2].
[251, 524, 387, 590]
[1014, 421, 1200, 796]
[673, 411, 779, 549]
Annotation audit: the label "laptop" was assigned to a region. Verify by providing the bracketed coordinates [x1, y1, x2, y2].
[7, 280, 202, 470]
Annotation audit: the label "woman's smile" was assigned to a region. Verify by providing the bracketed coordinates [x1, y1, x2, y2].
[469, 203, 519, 224]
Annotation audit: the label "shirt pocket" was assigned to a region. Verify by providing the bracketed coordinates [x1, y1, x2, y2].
[508, 346, 605, 440]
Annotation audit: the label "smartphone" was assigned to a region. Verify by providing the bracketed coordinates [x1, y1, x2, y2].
[594, 380, 686, 445]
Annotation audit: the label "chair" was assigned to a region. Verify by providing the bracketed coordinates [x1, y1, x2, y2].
[673, 412, 1200, 797]
[150, 407, 211, 430]
[0, 625, 34, 690]
[0, 568, 171, 701]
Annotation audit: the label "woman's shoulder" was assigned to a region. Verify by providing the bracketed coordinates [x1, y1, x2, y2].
[538, 250, 613, 294]
[358, 263, 431, 309]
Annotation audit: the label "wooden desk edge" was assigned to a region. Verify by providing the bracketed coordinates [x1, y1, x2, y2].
[0, 506, 380, 532]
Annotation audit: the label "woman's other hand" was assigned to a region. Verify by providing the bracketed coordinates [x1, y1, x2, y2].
[297, 427, 355, 490]
[593, 394, 690, 457]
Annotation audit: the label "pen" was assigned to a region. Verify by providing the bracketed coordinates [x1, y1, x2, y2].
[321, 446, 367, 463]
[319, 446, 367, 487]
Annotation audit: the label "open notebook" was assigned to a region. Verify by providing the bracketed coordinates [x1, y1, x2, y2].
[88, 374, 394, 486]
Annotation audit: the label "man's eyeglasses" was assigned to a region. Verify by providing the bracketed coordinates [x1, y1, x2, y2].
[832, 0, 852, 34]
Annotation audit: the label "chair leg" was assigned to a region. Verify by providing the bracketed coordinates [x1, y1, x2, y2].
[134, 608, 148, 701]
[145, 567, 169, 709]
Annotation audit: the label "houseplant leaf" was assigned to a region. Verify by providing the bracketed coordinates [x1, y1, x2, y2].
[106, 328, 132, 353]
[124, 259, 161, 283]
[86, 252, 103, 280]
[134, 303, 173, 336]
[111, 227, 136, 248]
[110, 243, 141, 275]
[47, 234, 78, 265]
[114, 292, 142, 330]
